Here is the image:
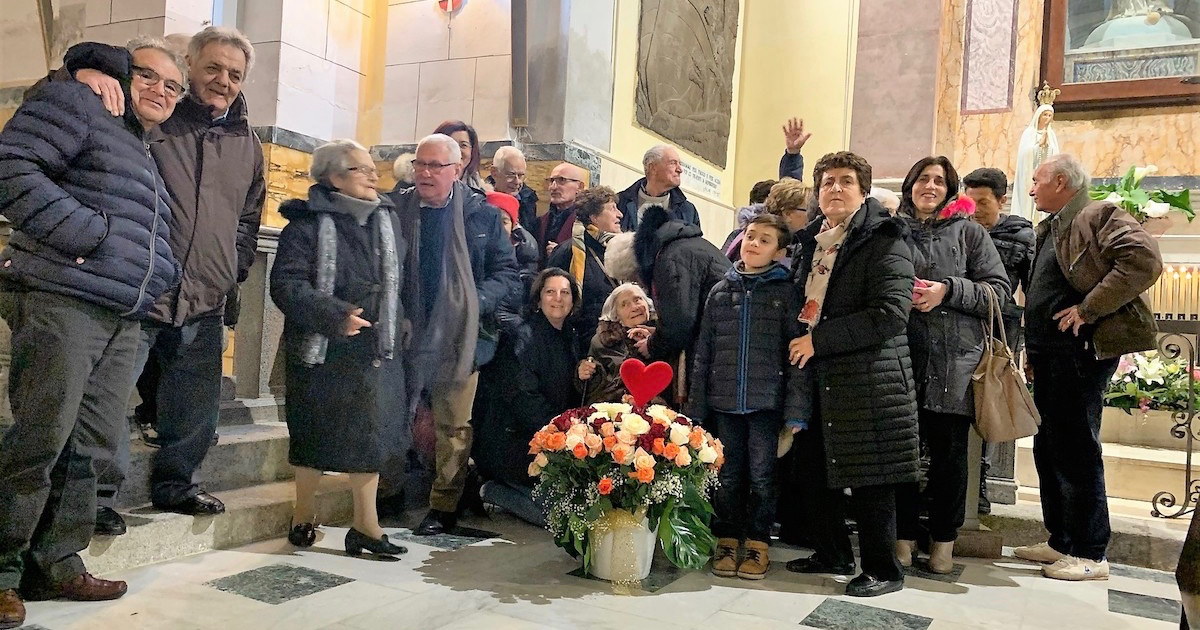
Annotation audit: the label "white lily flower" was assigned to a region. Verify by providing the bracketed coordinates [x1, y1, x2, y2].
[1144, 201, 1171, 218]
[1133, 165, 1158, 185]
[1104, 192, 1124, 204]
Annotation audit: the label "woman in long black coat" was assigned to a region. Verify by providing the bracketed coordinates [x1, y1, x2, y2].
[271, 140, 411, 559]
[784, 151, 920, 598]
[476, 268, 583, 525]
[894, 156, 1009, 574]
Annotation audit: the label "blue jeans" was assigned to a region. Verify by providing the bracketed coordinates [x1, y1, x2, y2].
[711, 410, 781, 542]
[1029, 350, 1119, 561]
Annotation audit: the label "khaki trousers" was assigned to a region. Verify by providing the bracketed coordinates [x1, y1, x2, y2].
[429, 372, 479, 512]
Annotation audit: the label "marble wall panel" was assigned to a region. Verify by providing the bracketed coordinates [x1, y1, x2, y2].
[962, 0, 1018, 113]
[564, 0, 615, 151]
[327, 0, 367, 72]
[164, 0, 212, 34]
[338, 0, 371, 17]
[0, 0, 49, 85]
[386, 1, 449, 65]
[86, 0, 113, 27]
[414, 57, 476, 137]
[472, 54, 511, 141]
[275, 42, 339, 141]
[110, 0, 165, 23]
[380, 63, 419, 144]
[281, 0, 330, 59]
[84, 17, 165, 46]
[331, 64, 362, 140]
[447, 0, 510, 59]
[241, 40, 281, 127]
[241, 0, 283, 43]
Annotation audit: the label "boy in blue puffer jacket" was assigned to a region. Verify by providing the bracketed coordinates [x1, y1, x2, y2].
[688, 213, 806, 581]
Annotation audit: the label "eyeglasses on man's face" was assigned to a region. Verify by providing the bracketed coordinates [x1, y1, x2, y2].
[411, 160, 457, 173]
[131, 65, 186, 99]
[545, 176, 582, 187]
[498, 169, 527, 181]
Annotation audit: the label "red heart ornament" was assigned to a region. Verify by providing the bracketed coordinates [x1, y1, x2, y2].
[619, 358, 674, 408]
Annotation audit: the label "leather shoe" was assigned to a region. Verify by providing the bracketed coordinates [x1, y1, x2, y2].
[845, 573, 903, 597]
[94, 507, 127, 536]
[155, 491, 225, 516]
[785, 555, 855, 576]
[0, 589, 24, 629]
[414, 509, 456, 536]
[345, 528, 407, 557]
[23, 572, 127, 602]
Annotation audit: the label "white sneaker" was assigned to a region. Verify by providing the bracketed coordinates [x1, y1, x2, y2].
[1013, 542, 1066, 564]
[1042, 556, 1109, 581]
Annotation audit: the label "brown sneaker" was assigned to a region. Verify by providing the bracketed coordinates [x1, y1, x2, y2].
[26, 572, 127, 602]
[711, 538, 740, 577]
[737, 539, 770, 580]
[0, 589, 24, 630]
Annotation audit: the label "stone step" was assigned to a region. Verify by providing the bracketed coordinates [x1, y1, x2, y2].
[88, 476, 352, 577]
[116, 422, 293, 509]
[218, 395, 285, 426]
[1100, 407, 1192, 451]
[1016, 436, 1193, 504]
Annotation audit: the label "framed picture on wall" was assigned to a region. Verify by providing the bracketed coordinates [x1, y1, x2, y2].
[1041, 0, 1200, 110]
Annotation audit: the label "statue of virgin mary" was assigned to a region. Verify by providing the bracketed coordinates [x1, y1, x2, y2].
[1012, 103, 1060, 220]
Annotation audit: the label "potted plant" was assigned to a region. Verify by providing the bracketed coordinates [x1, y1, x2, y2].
[1089, 165, 1194, 235]
[1105, 351, 1200, 416]
[528, 361, 723, 582]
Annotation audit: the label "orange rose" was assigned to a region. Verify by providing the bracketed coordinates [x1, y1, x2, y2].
[652, 438, 665, 456]
[599, 422, 616, 438]
[688, 428, 705, 449]
[612, 444, 634, 465]
[674, 450, 692, 467]
[598, 477, 614, 495]
[528, 435, 543, 455]
[635, 467, 655, 483]
[572, 443, 589, 459]
[663, 442, 680, 460]
[547, 432, 567, 451]
[602, 435, 618, 451]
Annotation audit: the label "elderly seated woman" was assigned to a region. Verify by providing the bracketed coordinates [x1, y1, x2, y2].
[577, 282, 658, 405]
[270, 139, 411, 559]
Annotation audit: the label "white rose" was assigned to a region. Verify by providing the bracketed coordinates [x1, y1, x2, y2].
[587, 411, 608, 425]
[528, 461, 542, 476]
[698, 444, 718, 464]
[620, 414, 651, 436]
[534, 452, 549, 467]
[669, 423, 690, 446]
[593, 402, 633, 419]
[565, 434, 585, 450]
[1144, 201, 1171, 218]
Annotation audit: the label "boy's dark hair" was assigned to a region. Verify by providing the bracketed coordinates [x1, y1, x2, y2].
[746, 213, 792, 250]
[749, 179, 777, 205]
[962, 167, 1008, 201]
[812, 151, 873, 194]
[526, 267, 581, 317]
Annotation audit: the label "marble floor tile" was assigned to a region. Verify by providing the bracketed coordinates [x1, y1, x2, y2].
[802, 598, 933, 630]
[1108, 589, 1183, 624]
[1111, 563, 1177, 585]
[388, 526, 501, 551]
[719, 587, 835, 623]
[705, 610, 816, 629]
[904, 561, 967, 583]
[205, 563, 354, 604]
[566, 553, 686, 593]
[230, 581, 419, 630]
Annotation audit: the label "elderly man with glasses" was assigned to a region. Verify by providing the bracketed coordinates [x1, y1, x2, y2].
[535, 162, 587, 265]
[389, 134, 520, 536]
[617, 144, 701, 232]
[487, 146, 539, 230]
[0, 37, 185, 625]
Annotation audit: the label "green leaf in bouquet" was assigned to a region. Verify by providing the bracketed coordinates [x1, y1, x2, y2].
[1118, 165, 1136, 191]
[656, 500, 714, 570]
[1152, 189, 1194, 220]
[1126, 188, 1151, 206]
[1089, 186, 1116, 200]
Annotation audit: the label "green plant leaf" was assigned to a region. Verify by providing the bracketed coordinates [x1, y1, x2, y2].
[656, 500, 715, 570]
[1119, 165, 1137, 191]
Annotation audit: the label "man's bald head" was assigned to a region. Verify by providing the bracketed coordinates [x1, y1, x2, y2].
[547, 162, 586, 208]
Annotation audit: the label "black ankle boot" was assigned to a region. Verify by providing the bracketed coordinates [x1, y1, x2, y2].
[288, 522, 316, 547]
[345, 528, 407, 557]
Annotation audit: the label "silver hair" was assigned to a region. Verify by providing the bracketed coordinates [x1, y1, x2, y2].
[1043, 154, 1091, 191]
[126, 36, 189, 90]
[599, 282, 655, 323]
[392, 152, 415, 184]
[642, 144, 674, 171]
[492, 145, 525, 172]
[188, 26, 255, 76]
[310, 139, 368, 186]
[417, 133, 462, 164]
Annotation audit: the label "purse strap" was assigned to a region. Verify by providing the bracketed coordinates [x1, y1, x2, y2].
[980, 283, 1010, 353]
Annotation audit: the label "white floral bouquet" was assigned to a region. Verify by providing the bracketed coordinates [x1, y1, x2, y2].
[1090, 165, 1193, 224]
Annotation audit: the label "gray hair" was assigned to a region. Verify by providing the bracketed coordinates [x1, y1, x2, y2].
[868, 186, 901, 212]
[642, 144, 673, 171]
[1043, 154, 1091, 191]
[126, 36, 189, 90]
[492, 145, 525, 172]
[599, 282, 655, 322]
[392, 152, 415, 184]
[188, 26, 255, 76]
[417, 133, 462, 164]
[310, 139, 368, 186]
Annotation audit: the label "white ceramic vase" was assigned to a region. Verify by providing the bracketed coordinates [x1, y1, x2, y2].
[587, 511, 656, 581]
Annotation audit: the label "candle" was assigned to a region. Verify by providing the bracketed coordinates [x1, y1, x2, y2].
[1174, 270, 1182, 320]
[1185, 269, 1193, 320]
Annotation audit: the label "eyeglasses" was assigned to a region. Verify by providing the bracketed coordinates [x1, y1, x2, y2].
[347, 165, 379, 177]
[411, 160, 457, 173]
[498, 170, 527, 181]
[545, 176, 582, 187]
[131, 65, 186, 99]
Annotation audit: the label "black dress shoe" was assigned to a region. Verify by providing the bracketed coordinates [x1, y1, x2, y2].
[94, 507, 127, 536]
[785, 555, 856, 576]
[288, 522, 316, 547]
[414, 509, 456, 536]
[345, 528, 407, 557]
[845, 573, 904, 597]
[155, 491, 225, 515]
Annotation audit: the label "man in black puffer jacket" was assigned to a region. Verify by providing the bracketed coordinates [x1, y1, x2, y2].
[0, 38, 183, 624]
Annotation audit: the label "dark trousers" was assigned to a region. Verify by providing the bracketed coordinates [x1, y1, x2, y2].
[793, 426, 903, 582]
[1029, 350, 1118, 561]
[711, 410, 781, 542]
[147, 316, 224, 506]
[897, 410, 972, 542]
[0, 291, 138, 589]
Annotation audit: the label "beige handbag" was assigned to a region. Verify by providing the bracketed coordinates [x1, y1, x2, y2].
[971, 284, 1041, 442]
